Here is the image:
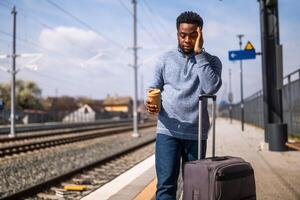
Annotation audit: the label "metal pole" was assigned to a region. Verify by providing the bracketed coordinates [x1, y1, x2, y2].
[140, 74, 144, 123]
[237, 34, 244, 131]
[228, 68, 233, 124]
[140, 75, 144, 104]
[131, 0, 139, 137]
[212, 99, 216, 157]
[259, 0, 285, 144]
[259, 0, 269, 142]
[287, 75, 293, 135]
[9, 6, 17, 138]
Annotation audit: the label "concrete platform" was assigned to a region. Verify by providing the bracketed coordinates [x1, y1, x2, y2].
[82, 118, 300, 200]
[208, 118, 300, 200]
[81, 155, 156, 200]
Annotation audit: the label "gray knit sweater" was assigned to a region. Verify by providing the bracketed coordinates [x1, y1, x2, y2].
[148, 47, 222, 140]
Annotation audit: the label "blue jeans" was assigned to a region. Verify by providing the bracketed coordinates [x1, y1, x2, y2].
[155, 133, 207, 200]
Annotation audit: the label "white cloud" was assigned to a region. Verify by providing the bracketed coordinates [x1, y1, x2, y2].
[1, 0, 298, 103]
[28, 26, 134, 98]
[39, 27, 105, 57]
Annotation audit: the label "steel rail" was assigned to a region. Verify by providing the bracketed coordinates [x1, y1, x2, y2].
[0, 123, 156, 157]
[0, 136, 156, 200]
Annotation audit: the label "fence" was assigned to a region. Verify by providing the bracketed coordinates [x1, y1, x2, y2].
[220, 69, 300, 136]
[0, 109, 134, 125]
[0, 110, 73, 125]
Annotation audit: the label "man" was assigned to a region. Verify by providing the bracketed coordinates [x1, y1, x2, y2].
[146, 11, 222, 200]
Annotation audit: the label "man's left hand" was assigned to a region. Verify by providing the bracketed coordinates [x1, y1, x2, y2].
[194, 27, 204, 54]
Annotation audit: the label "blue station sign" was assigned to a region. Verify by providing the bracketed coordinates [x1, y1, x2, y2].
[228, 41, 256, 61]
[228, 49, 256, 61]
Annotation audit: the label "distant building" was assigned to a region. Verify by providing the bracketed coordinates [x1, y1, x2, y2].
[41, 96, 78, 122]
[42, 97, 106, 122]
[22, 109, 48, 124]
[103, 96, 133, 118]
[62, 104, 96, 122]
[85, 100, 105, 119]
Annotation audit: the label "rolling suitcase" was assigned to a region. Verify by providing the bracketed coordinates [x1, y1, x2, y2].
[183, 95, 256, 200]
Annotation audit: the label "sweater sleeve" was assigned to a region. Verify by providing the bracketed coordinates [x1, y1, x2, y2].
[148, 56, 164, 91]
[195, 53, 222, 95]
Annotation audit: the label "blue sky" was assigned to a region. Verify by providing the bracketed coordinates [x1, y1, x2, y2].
[0, 0, 299, 103]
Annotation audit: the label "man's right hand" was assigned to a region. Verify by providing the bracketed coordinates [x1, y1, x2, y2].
[146, 99, 159, 114]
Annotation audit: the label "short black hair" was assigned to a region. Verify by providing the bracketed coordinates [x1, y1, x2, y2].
[176, 11, 203, 30]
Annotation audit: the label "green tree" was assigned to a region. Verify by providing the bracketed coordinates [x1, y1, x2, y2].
[42, 96, 78, 111]
[0, 80, 43, 110]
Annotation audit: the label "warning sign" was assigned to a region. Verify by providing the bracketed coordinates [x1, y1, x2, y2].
[244, 41, 255, 51]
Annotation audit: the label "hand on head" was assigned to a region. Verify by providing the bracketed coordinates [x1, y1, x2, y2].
[194, 27, 204, 54]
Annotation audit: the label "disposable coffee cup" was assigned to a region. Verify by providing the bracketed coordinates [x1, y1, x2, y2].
[147, 88, 161, 112]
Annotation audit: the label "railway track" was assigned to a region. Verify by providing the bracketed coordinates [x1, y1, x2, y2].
[0, 128, 156, 200]
[0, 122, 156, 157]
[0, 119, 132, 135]
[0, 120, 133, 142]
[33, 142, 155, 200]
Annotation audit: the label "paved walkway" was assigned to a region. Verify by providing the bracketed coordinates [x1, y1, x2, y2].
[82, 118, 300, 200]
[204, 118, 300, 200]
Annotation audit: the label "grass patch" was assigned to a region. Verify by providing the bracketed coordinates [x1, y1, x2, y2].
[288, 134, 300, 142]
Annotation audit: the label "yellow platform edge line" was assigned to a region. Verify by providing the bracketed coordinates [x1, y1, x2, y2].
[133, 177, 157, 200]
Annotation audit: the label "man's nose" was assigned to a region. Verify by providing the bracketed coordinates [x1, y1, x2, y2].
[184, 36, 191, 43]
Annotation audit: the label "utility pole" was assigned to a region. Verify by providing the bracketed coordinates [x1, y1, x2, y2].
[237, 34, 244, 131]
[0, 7, 42, 137]
[140, 74, 144, 103]
[55, 88, 58, 98]
[259, 0, 286, 146]
[140, 74, 145, 123]
[228, 68, 233, 124]
[131, 0, 140, 137]
[9, 6, 17, 138]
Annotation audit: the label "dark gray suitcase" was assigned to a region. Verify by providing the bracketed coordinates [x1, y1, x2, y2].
[183, 95, 256, 200]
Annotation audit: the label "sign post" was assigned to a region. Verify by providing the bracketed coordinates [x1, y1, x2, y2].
[228, 40, 257, 131]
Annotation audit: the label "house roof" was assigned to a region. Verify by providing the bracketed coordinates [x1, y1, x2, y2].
[103, 96, 132, 106]
[86, 100, 104, 112]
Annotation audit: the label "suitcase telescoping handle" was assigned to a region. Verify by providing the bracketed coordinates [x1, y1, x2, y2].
[198, 94, 217, 160]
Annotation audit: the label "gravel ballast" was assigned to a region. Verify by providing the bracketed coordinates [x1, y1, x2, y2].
[0, 127, 156, 198]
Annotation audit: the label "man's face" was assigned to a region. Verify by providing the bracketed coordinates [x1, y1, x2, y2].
[177, 23, 199, 54]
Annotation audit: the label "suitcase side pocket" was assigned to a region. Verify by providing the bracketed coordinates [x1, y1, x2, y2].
[214, 164, 256, 200]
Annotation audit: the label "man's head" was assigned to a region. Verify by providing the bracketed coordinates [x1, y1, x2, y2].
[176, 11, 203, 54]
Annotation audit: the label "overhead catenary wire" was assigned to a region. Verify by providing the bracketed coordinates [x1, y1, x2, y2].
[117, 0, 161, 44]
[0, 32, 119, 78]
[0, 2, 134, 74]
[138, 1, 167, 42]
[1, 1, 164, 66]
[0, 4, 134, 88]
[0, 29, 72, 60]
[0, 28, 112, 72]
[0, 1, 170, 97]
[0, 30, 119, 92]
[141, 0, 173, 39]
[0, 1, 11, 9]
[45, 0, 128, 50]
[0, 3, 164, 68]
[0, 2, 101, 57]
[28, 70, 96, 91]
[21, 70, 103, 96]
